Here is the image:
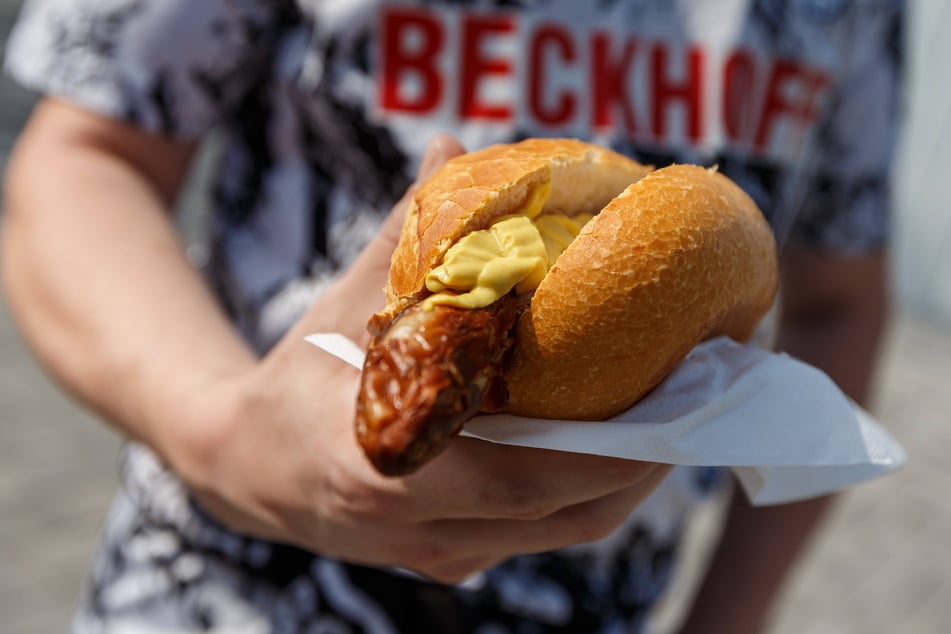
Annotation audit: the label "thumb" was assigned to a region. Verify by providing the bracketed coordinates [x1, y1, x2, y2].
[281, 137, 467, 347]
[355, 135, 466, 273]
[330, 136, 465, 342]
[418, 134, 467, 184]
[377, 134, 467, 249]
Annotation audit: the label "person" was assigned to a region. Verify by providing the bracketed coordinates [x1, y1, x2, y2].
[2, 0, 903, 632]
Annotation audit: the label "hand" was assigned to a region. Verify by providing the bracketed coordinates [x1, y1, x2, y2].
[175, 136, 670, 584]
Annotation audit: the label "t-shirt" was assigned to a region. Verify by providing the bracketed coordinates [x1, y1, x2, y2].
[6, 1, 904, 632]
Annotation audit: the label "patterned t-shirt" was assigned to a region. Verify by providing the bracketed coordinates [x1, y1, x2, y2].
[6, 1, 904, 632]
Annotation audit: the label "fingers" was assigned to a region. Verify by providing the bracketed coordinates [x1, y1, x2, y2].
[402, 438, 661, 522]
[405, 465, 673, 584]
[461, 468, 669, 549]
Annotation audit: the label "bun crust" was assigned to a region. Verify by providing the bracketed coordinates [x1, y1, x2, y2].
[382, 139, 653, 321]
[377, 139, 777, 423]
[504, 164, 778, 419]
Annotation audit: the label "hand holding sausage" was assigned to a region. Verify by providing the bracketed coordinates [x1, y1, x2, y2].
[179, 136, 670, 583]
[357, 139, 778, 475]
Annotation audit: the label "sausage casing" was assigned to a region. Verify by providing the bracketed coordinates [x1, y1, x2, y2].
[355, 296, 525, 476]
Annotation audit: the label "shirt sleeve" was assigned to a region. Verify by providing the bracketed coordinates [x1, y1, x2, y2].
[4, 0, 292, 138]
[790, 0, 905, 253]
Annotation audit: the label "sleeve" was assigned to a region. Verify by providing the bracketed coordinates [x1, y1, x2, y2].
[3, 0, 292, 138]
[790, 0, 906, 253]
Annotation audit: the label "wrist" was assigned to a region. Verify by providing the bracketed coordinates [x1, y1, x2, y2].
[147, 367, 257, 495]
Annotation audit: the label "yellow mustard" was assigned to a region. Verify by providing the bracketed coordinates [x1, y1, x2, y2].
[422, 182, 594, 310]
[533, 213, 594, 266]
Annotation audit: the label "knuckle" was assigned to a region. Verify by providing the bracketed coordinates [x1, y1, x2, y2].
[567, 499, 636, 544]
[398, 539, 452, 573]
[480, 478, 554, 520]
[571, 516, 623, 544]
[323, 472, 396, 523]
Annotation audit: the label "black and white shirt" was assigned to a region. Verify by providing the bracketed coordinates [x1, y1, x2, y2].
[6, 1, 904, 632]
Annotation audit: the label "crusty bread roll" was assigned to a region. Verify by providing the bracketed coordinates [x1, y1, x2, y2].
[359, 138, 777, 474]
[380, 138, 655, 321]
[504, 163, 778, 419]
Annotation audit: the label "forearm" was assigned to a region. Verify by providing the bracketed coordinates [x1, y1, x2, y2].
[774, 262, 889, 406]
[2, 118, 255, 470]
[680, 249, 889, 633]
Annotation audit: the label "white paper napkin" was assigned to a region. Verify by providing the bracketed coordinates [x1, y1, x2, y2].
[305, 333, 906, 505]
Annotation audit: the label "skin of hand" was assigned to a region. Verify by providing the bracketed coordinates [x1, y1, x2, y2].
[2, 100, 669, 585]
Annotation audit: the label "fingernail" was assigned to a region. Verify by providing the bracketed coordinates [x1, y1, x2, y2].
[418, 141, 442, 180]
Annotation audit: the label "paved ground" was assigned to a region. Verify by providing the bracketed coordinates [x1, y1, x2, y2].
[1, 2, 950, 633]
[648, 311, 951, 634]
[749, 314, 951, 634]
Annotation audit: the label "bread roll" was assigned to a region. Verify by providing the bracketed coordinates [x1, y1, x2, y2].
[358, 138, 778, 474]
[379, 138, 655, 322]
[504, 163, 778, 419]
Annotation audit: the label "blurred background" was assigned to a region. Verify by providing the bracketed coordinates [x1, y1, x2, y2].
[1, 1, 949, 632]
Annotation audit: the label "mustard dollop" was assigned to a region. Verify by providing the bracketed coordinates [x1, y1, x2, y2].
[423, 183, 594, 310]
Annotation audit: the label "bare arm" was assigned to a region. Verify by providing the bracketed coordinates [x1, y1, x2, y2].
[3, 100, 668, 583]
[679, 247, 889, 633]
[2, 98, 254, 475]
